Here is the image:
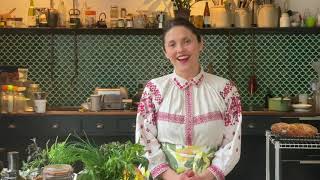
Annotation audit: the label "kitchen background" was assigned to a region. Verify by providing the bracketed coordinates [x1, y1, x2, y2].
[1, 0, 320, 26]
[0, 0, 320, 109]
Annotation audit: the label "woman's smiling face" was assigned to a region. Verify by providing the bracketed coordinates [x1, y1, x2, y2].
[163, 26, 203, 78]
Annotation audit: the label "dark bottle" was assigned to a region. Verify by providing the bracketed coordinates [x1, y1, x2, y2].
[264, 89, 273, 109]
[203, 2, 211, 28]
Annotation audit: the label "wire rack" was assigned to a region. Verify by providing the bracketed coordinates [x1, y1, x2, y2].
[268, 131, 320, 149]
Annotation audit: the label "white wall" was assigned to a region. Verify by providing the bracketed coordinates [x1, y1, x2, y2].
[0, 0, 319, 26]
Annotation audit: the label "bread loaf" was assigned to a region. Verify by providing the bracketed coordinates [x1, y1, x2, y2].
[271, 122, 318, 137]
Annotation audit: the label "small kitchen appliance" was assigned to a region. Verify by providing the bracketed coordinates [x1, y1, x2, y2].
[94, 87, 128, 109]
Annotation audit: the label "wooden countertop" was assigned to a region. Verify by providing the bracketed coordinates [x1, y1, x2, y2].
[1, 108, 320, 117]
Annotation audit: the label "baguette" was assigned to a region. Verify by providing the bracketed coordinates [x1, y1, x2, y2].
[271, 122, 318, 137]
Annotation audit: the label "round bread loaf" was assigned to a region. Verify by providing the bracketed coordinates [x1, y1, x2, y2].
[271, 122, 318, 137]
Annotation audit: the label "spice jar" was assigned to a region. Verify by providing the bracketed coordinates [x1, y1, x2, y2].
[84, 10, 96, 28]
[110, 6, 119, 19]
[43, 164, 73, 180]
[6, 18, 23, 28]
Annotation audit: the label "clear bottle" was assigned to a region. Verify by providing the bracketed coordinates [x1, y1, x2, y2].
[57, 0, 66, 27]
[1, 85, 8, 114]
[203, 2, 211, 28]
[27, 0, 36, 27]
[7, 85, 16, 113]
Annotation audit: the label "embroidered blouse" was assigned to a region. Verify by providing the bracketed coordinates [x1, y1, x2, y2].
[135, 69, 242, 180]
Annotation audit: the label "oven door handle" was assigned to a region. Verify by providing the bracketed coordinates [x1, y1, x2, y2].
[299, 160, 320, 164]
[298, 116, 320, 121]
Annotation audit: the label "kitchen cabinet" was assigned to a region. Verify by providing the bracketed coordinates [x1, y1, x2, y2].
[0, 111, 319, 179]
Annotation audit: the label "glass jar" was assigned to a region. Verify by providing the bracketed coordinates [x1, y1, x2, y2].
[84, 10, 96, 28]
[14, 92, 26, 113]
[26, 83, 40, 112]
[110, 6, 119, 19]
[43, 164, 73, 180]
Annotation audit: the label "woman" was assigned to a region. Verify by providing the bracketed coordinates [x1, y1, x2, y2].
[135, 17, 242, 180]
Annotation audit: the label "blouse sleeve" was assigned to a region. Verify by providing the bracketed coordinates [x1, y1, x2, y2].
[135, 81, 169, 179]
[208, 81, 242, 180]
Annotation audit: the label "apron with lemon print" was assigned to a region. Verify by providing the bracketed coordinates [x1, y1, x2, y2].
[137, 143, 216, 180]
[162, 143, 216, 174]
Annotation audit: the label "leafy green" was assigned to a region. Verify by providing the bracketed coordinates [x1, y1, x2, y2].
[21, 134, 148, 180]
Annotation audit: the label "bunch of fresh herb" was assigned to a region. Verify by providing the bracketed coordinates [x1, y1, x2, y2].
[21, 135, 80, 178]
[76, 140, 147, 180]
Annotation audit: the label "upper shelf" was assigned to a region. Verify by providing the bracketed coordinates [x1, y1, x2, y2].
[0, 27, 319, 35]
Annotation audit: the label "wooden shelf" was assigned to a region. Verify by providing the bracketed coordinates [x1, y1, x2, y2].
[0, 27, 319, 35]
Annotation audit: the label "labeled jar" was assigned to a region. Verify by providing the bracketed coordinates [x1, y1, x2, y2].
[6, 18, 23, 28]
[84, 10, 96, 28]
[43, 164, 73, 180]
[117, 18, 125, 28]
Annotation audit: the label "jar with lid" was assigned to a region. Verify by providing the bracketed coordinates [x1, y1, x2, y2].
[26, 83, 40, 112]
[84, 10, 96, 28]
[110, 6, 119, 19]
[14, 92, 26, 113]
[43, 164, 73, 180]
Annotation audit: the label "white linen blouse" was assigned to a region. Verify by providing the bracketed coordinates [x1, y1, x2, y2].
[135, 69, 242, 180]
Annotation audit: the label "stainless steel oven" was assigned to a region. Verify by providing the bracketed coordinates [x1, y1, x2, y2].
[266, 130, 320, 180]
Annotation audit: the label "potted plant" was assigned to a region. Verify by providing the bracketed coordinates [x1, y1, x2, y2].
[173, 0, 207, 19]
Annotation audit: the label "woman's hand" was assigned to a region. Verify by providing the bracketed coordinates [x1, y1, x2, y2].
[161, 168, 195, 180]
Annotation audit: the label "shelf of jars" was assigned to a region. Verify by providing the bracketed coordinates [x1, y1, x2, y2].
[0, 26, 319, 35]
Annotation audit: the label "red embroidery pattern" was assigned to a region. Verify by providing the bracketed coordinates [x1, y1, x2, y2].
[157, 112, 223, 125]
[191, 74, 204, 86]
[151, 163, 169, 178]
[194, 112, 223, 124]
[138, 81, 163, 124]
[173, 74, 204, 89]
[208, 165, 225, 180]
[185, 87, 193, 146]
[146, 81, 163, 104]
[220, 81, 234, 99]
[158, 112, 185, 123]
[173, 77, 189, 89]
[225, 95, 241, 126]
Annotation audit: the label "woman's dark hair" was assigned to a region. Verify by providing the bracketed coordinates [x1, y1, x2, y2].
[162, 17, 202, 50]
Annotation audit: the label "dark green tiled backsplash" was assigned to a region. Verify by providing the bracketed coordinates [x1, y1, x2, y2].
[1, 32, 319, 108]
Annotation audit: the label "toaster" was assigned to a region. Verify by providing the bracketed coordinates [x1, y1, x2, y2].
[94, 87, 128, 109]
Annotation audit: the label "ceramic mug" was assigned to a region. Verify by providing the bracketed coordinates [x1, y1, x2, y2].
[234, 8, 250, 28]
[87, 95, 102, 112]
